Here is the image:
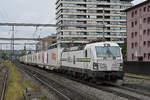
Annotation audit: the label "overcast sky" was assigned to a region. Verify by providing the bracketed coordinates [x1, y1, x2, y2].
[0, 0, 146, 50]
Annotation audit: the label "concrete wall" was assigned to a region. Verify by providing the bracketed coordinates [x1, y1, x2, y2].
[124, 61, 150, 76]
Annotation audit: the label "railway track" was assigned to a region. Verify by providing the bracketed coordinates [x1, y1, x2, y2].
[16, 64, 95, 100]
[0, 67, 8, 100]
[16, 62, 150, 100]
[123, 76, 150, 93]
[102, 81, 150, 97]
[65, 75, 150, 100]
[123, 83, 150, 93]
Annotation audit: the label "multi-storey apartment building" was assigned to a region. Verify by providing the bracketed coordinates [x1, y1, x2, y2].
[56, 0, 132, 47]
[126, 0, 150, 62]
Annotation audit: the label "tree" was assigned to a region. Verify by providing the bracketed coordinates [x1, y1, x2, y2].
[0, 51, 8, 60]
[19, 50, 26, 57]
[19, 47, 26, 57]
[28, 51, 32, 54]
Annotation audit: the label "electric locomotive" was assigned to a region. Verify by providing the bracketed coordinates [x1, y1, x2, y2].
[60, 42, 124, 81]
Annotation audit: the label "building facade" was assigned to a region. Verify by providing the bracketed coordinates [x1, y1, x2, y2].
[126, 0, 150, 61]
[56, 0, 132, 46]
[36, 34, 57, 51]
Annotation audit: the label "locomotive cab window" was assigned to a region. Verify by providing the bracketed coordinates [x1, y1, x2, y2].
[95, 46, 121, 57]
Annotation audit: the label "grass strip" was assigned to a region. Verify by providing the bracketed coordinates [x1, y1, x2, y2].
[3, 61, 46, 100]
[4, 61, 24, 100]
[125, 73, 150, 80]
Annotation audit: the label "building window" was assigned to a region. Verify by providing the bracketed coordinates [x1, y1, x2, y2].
[148, 6, 150, 12]
[143, 30, 146, 35]
[148, 53, 150, 60]
[144, 41, 146, 46]
[147, 29, 150, 36]
[135, 42, 138, 47]
[135, 21, 137, 25]
[143, 18, 146, 23]
[132, 54, 134, 60]
[135, 10, 137, 15]
[148, 17, 150, 24]
[131, 43, 134, 49]
[135, 32, 137, 36]
[148, 41, 150, 47]
[131, 22, 134, 27]
[144, 53, 147, 58]
[131, 12, 134, 18]
[131, 32, 134, 38]
[144, 7, 146, 12]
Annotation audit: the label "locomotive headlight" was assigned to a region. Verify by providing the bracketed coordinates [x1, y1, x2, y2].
[93, 63, 98, 70]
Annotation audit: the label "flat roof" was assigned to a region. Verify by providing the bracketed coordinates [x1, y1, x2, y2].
[124, 0, 150, 12]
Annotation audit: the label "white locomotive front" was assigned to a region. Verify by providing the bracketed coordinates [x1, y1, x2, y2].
[61, 42, 123, 81]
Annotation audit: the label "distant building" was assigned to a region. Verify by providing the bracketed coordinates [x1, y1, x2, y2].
[56, 0, 132, 46]
[125, 0, 150, 61]
[36, 34, 57, 51]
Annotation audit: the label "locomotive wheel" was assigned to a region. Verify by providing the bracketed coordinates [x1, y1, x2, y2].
[90, 78, 96, 83]
[74, 72, 78, 78]
[84, 74, 89, 81]
[72, 72, 76, 77]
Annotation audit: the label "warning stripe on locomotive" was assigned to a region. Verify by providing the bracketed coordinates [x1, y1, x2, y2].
[61, 58, 91, 62]
[76, 58, 91, 62]
[61, 58, 67, 61]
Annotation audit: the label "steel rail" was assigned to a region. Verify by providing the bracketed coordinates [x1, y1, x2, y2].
[64, 76, 143, 100]
[17, 66, 71, 100]
[34, 69, 145, 100]
[0, 70, 8, 100]
[18, 62, 147, 100]
[104, 81, 150, 98]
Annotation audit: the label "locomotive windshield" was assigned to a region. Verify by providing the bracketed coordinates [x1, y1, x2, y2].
[95, 46, 121, 57]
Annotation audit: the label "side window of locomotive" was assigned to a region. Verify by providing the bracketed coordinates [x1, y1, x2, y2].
[73, 55, 75, 64]
[85, 50, 87, 57]
[85, 49, 91, 57]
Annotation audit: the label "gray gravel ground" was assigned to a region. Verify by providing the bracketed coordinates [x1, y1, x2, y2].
[124, 76, 150, 87]
[18, 63, 150, 100]
[28, 66, 130, 100]
[108, 86, 150, 100]
[18, 68, 60, 100]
